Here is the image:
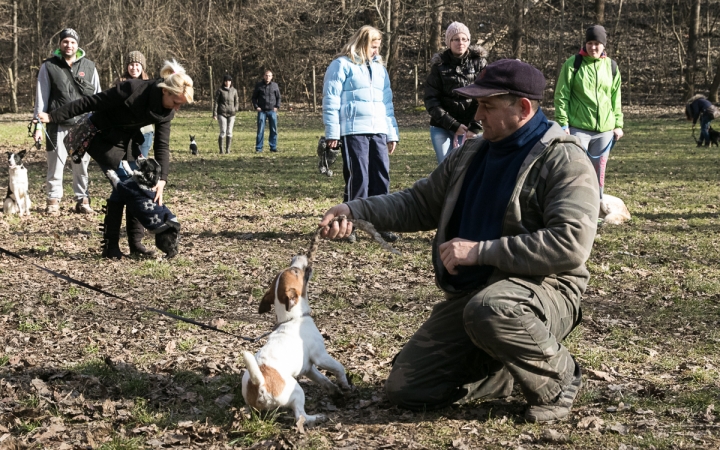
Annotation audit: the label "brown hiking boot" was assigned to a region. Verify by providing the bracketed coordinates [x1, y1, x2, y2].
[525, 359, 583, 423]
[74, 198, 94, 214]
[45, 199, 60, 215]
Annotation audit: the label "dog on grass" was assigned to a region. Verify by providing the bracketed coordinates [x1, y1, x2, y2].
[3, 150, 31, 216]
[189, 135, 198, 155]
[599, 194, 631, 226]
[105, 158, 180, 258]
[709, 126, 719, 147]
[242, 255, 350, 425]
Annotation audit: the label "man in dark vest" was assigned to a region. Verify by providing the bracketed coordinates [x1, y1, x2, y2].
[33, 28, 100, 215]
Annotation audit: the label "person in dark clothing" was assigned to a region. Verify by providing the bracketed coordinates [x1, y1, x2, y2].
[37, 59, 194, 259]
[686, 94, 718, 147]
[424, 22, 487, 163]
[214, 74, 239, 154]
[251, 70, 281, 152]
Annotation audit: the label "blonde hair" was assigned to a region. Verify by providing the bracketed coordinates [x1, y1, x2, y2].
[337, 25, 383, 65]
[158, 59, 194, 103]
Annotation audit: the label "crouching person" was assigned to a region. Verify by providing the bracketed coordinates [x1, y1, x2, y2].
[320, 60, 599, 422]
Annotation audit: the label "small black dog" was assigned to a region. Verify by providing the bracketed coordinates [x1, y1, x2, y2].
[105, 158, 181, 258]
[709, 126, 720, 147]
[189, 135, 198, 155]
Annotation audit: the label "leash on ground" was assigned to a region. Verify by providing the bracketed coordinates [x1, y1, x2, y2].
[0, 245, 272, 343]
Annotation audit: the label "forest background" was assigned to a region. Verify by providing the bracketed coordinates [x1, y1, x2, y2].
[1, 0, 719, 113]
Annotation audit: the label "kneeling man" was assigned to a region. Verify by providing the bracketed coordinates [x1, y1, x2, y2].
[320, 59, 599, 422]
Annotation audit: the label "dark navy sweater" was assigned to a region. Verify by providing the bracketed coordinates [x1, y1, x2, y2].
[445, 109, 551, 290]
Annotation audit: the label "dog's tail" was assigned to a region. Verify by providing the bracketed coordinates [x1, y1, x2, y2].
[242, 351, 265, 386]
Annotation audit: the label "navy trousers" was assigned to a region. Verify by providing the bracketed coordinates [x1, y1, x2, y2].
[341, 134, 390, 202]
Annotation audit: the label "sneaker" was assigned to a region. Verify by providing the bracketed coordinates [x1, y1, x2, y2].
[524, 358, 582, 423]
[345, 231, 357, 244]
[45, 199, 60, 215]
[270, 149, 278, 153]
[74, 198, 94, 214]
[256, 149, 263, 153]
[379, 231, 399, 243]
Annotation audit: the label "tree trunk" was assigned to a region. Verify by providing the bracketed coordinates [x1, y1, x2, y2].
[512, 0, 525, 59]
[710, 57, 720, 102]
[36, 0, 42, 68]
[387, 0, 402, 84]
[427, 0, 444, 57]
[595, 0, 605, 25]
[12, 0, 18, 113]
[685, 0, 701, 98]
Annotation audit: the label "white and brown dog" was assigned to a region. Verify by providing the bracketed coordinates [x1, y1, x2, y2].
[599, 194, 631, 225]
[3, 151, 31, 216]
[242, 255, 350, 425]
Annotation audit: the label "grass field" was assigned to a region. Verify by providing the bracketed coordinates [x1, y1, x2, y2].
[0, 108, 718, 449]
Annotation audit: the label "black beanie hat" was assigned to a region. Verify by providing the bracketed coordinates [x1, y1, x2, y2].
[585, 25, 607, 46]
[223, 74, 232, 82]
[59, 28, 80, 44]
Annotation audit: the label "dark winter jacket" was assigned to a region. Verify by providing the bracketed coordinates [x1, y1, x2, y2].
[252, 81, 281, 111]
[424, 46, 488, 133]
[43, 51, 98, 126]
[215, 86, 239, 117]
[686, 95, 715, 124]
[48, 79, 175, 181]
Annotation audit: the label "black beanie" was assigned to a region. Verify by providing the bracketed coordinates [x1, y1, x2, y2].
[585, 25, 607, 46]
[223, 74, 232, 82]
[59, 28, 80, 44]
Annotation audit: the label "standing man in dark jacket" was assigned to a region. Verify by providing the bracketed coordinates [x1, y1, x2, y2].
[424, 22, 487, 163]
[33, 28, 100, 215]
[252, 70, 281, 153]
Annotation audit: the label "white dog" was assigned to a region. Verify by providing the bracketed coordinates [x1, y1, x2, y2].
[242, 255, 350, 425]
[3, 151, 31, 216]
[599, 194, 631, 225]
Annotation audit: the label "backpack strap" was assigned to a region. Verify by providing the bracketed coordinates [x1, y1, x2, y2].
[573, 53, 618, 79]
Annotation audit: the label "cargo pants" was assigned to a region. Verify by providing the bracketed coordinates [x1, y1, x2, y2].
[385, 278, 581, 410]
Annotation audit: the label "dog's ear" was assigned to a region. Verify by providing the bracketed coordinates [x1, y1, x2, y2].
[285, 288, 299, 311]
[259, 273, 279, 314]
[17, 150, 26, 159]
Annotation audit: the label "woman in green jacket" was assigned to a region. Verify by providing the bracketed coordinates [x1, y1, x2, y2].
[554, 25, 623, 198]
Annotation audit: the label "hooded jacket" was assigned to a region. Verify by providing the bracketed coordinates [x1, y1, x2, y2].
[345, 122, 599, 299]
[48, 79, 175, 180]
[554, 53, 623, 132]
[323, 56, 399, 142]
[424, 46, 488, 133]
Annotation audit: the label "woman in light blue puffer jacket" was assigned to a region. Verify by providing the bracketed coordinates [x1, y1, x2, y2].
[322, 25, 400, 242]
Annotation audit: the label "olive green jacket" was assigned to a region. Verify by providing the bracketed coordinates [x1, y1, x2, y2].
[347, 122, 600, 298]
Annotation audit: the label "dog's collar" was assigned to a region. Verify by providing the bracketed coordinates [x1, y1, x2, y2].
[273, 312, 311, 330]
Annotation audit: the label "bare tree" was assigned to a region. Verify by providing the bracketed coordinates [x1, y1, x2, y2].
[686, 0, 702, 98]
[595, 0, 605, 25]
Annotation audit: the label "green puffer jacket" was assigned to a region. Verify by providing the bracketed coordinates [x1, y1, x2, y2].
[554, 55, 623, 132]
[346, 123, 600, 299]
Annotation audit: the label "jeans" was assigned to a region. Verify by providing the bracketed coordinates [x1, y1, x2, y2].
[256, 110, 278, 151]
[46, 124, 91, 201]
[139, 131, 153, 158]
[570, 127, 615, 198]
[430, 126, 463, 164]
[699, 112, 713, 145]
[218, 115, 236, 138]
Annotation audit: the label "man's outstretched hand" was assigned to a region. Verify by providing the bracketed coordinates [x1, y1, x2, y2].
[319, 204, 354, 239]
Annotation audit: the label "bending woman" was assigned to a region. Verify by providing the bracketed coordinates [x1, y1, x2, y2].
[322, 25, 400, 242]
[686, 94, 718, 147]
[37, 59, 193, 258]
[554, 25, 623, 199]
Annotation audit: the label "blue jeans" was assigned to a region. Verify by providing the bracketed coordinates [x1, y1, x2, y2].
[139, 131, 153, 158]
[341, 134, 390, 202]
[101, 160, 137, 202]
[699, 112, 713, 145]
[256, 110, 278, 151]
[430, 126, 464, 164]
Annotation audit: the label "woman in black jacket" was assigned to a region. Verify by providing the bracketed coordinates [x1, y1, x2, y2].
[37, 59, 194, 258]
[424, 22, 487, 163]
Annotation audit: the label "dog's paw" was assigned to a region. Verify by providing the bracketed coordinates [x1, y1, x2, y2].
[303, 414, 327, 425]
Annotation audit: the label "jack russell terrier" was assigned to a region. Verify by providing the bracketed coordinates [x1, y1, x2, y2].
[242, 255, 350, 425]
[3, 151, 31, 216]
[599, 194, 631, 226]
